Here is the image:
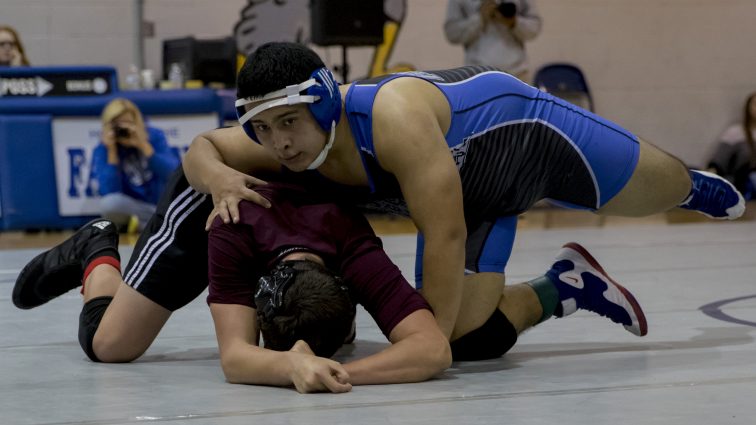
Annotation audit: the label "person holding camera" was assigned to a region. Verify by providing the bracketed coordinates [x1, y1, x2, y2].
[92, 98, 181, 232]
[444, 0, 541, 81]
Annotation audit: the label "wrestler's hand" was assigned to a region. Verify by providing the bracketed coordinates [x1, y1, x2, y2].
[205, 168, 270, 230]
[480, 0, 498, 24]
[288, 341, 352, 394]
[290, 339, 315, 355]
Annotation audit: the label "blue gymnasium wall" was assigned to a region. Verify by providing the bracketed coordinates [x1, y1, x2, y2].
[0, 66, 224, 230]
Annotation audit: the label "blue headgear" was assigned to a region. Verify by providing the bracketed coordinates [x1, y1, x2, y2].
[235, 68, 341, 169]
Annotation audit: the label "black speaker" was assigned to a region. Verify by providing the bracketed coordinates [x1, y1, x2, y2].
[163, 36, 237, 87]
[310, 0, 385, 46]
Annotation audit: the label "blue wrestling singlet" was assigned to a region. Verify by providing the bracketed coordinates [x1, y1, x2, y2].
[343, 66, 641, 283]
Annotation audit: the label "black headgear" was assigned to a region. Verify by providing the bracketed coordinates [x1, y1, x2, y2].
[254, 261, 299, 322]
[254, 260, 351, 322]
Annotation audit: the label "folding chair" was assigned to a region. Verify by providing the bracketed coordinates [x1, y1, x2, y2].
[533, 63, 595, 112]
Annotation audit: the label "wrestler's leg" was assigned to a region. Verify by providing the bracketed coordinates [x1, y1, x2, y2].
[82, 267, 170, 363]
[90, 168, 213, 362]
[597, 138, 690, 216]
[11, 219, 163, 363]
[449, 273, 538, 361]
[598, 138, 744, 219]
[451, 273, 540, 341]
[449, 215, 540, 341]
[449, 243, 647, 360]
[13, 168, 212, 363]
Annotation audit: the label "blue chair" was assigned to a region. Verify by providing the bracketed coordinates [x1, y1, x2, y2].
[533, 63, 595, 112]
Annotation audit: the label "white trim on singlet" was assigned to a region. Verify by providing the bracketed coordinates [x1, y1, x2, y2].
[464, 118, 601, 209]
[124, 186, 207, 288]
[353, 69, 516, 89]
[435, 70, 518, 86]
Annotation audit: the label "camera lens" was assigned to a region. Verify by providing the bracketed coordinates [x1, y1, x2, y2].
[114, 126, 130, 139]
[497, 2, 517, 18]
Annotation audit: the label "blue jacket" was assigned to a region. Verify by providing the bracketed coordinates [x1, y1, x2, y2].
[92, 126, 180, 205]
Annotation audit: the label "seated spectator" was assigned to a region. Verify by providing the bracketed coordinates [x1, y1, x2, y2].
[91, 98, 181, 232]
[0, 25, 30, 66]
[706, 93, 756, 199]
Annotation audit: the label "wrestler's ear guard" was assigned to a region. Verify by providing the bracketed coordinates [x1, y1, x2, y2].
[235, 68, 341, 144]
[306, 68, 342, 133]
[254, 262, 297, 321]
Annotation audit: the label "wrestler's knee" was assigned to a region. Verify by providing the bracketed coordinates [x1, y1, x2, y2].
[450, 309, 517, 361]
[91, 330, 147, 363]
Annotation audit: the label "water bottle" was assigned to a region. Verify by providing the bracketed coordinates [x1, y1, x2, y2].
[168, 63, 185, 89]
[140, 69, 156, 90]
[124, 64, 141, 90]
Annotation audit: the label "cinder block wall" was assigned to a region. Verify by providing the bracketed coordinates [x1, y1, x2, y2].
[5, 0, 755, 166]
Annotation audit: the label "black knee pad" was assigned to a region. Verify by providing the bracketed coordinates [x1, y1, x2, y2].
[450, 309, 518, 361]
[78, 296, 113, 362]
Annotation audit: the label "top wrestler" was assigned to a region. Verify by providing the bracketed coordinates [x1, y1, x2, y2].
[184, 42, 745, 339]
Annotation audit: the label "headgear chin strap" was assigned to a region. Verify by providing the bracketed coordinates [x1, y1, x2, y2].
[235, 67, 342, 146]
[306, 121, 336, 170]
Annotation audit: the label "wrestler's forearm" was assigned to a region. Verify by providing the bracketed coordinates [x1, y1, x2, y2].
[421, 232, 467, 339]
[219, 343, 296, 387]
[183, 135, 230, 194]
[343, 311, 451, 385]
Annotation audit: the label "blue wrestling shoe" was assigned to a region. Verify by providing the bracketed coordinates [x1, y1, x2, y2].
[679, 170, 745, 220]
[547, 243, 648, 337]
[12, 219, 119, 309]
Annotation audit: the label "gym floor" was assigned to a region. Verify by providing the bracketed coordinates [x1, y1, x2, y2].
[1, 208, 755, 425]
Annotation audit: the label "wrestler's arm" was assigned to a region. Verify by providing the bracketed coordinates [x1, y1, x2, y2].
[344, 309, 451, 385]
[183, 126, 280, 225]
[336, 209, 451, 384]
[209, 302, 352, 393]
[372, 87, 467, 340]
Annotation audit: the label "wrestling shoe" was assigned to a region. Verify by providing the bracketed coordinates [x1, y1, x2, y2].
[12, 219, 119, 309]
[679, 170, 745, 220]
[547, 242, 647, 337]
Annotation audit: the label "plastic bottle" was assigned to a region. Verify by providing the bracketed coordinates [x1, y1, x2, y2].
[140, 69, 155, 90]
[168, 63, 185, 89]
[124, 64, 141, 90]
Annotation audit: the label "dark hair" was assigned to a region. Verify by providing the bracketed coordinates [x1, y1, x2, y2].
[237, 42, 325, 99]
[743, 92, 756, 167]
[258, 261, 355, 358]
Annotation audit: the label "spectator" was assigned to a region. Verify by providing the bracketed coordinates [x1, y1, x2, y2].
[444, 0, 541, 81]
[706, 93, 756, 199]
[0, 25, 30, 66]
[91, 98, 181, 232]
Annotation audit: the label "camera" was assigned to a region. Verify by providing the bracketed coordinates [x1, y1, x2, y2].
[495, 1, 517, 18]
[113, 125, 131, 139]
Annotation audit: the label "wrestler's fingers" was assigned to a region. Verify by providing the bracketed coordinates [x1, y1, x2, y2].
[331, 366, 351, 385]
[227, 198, 243, 224]
[322, 367, 352, 393]
[216, 201, 232, 224]
[241, 187, 271, 209]
[244, 175, 268, 188]
[204, 209, 220, 231]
